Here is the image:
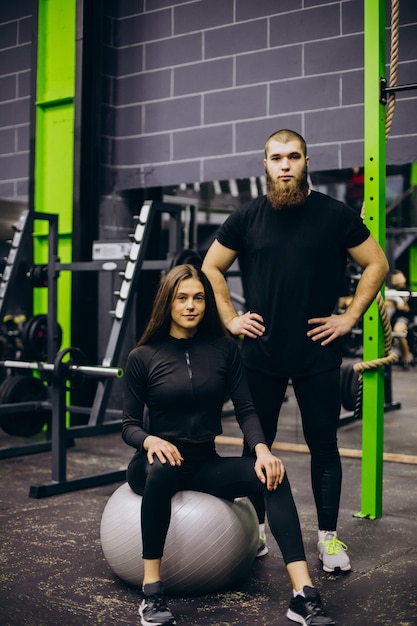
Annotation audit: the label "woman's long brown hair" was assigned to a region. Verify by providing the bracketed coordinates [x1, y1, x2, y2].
[136, 264, 228, 346]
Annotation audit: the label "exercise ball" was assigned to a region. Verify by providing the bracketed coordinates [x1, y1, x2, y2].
[100, 483, 259, 594]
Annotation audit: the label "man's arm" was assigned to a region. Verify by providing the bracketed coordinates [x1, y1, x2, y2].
[307, 234, 389, 346]
[202, 240, 265, 338]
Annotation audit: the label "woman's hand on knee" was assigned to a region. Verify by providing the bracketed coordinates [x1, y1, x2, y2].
[143, 436, 184, 466]
[254, 443, 285, 491]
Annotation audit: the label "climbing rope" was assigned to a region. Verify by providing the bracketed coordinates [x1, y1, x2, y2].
[385, 0, 400, 141]
[351, 0, 400, 417]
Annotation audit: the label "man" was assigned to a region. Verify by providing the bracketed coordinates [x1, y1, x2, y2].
[202, 129, 389, 573]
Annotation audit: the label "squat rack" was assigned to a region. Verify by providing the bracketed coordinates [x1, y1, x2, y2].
[0, 199, 200, 497]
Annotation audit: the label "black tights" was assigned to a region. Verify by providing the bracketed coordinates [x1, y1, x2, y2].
[127, 441, 306, 564]
[244, 367, 342, 531]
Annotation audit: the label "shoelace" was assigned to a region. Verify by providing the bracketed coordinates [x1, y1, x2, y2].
[304, 594, 327, 617]
[321, 536, 348, 555]
[149, 594, 170, 612]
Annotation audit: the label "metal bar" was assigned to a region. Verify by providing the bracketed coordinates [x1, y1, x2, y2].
[380, 77, 417, 103]
[0, 359, 122, 378]
[29, 469, 127, 499]
[357, 0, 386, 521]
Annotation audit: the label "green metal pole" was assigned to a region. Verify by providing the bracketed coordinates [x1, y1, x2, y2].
[33, 0, 76, 350]
[409, 163, 417, 290]
[356, 0, 387, 520]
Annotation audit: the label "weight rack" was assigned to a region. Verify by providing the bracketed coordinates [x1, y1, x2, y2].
[0, 199, 200, 497]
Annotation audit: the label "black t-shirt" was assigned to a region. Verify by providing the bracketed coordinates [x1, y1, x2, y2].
[216, 191, 370, 377]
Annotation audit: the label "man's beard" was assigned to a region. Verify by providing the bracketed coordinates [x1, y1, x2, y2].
[266, 166, 309, 209]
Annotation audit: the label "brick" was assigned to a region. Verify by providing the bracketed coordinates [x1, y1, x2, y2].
[387, 136, 417, 165]
[146, 0, 185, 11]
[306, 105, 363, 143]
[270, 4, 340, 47]
[204, 85, 267, 124]
[0, 153, 28, 181]
[389, 99, 417, 135]
[0, 75, 16, 102]
[0, 99, 29, 127]
[0, 22, 17, 49]
[113, 133, 171, 166]
[270, 75, 340, 115]
[18, 16, 33, 44]
[0, 128, 14, 154]
[236, 0, 300, 21]
[116, 45, 144, 76]
[115, 9, 171, 46]
[202, 153, 264, 183]
[115, 159, 201, 189]
[16, 179, 28, 197]
[307, 143, 341, 173]
[341, 141, 365, 169]
[0, 0, 35, 22]
[342, 0, 363, 35]
[174, 58, 233, 96]
[236, 46, 302, 86]
[342, 70, 363, 106]
[305, 34, 363, 74]
[115, 69, 171, 105]
[235, 115, 302, 153]
[397, 60, 417, 87]
[396, 25, 417, 63]
[17, 124, 29, 151]
[205, 20, 267, 58]
[0, 181, 15, 196]
[0, 44, 31, 75]
[173, 125, 233, 160]
[17, 71, 30, 98]
[110, 0, 144, 18]
[399, 1, 417, 24]
[145, 33, 202, 70]
[174, 0, 233, 35]
[145, 95, 201, 133]
[115, 104, 143, 137]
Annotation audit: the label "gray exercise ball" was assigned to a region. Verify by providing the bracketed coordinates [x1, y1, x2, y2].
[100, 483, 259, 594]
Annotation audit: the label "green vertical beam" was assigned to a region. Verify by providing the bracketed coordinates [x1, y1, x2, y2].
[357, 0, 386, 520]
[33, 0, 76, 350]
[409, 163, 417, 290]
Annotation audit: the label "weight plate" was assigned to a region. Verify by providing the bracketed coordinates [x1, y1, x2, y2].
[0, 374, 49, 437]
[21, 314, 63, 360]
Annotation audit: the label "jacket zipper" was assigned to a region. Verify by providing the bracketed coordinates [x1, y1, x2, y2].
[184, 350, 192, 380]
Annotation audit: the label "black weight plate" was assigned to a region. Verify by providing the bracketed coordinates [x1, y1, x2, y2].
[0, 374, 49, 437]
[21, 314, 63, 360]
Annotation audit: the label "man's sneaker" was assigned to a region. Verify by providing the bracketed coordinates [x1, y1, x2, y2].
[318, 532, 351, 573]
[287, 586, 335, 625]
[139, 581, 176, 626]
[256, 531, 268, 557]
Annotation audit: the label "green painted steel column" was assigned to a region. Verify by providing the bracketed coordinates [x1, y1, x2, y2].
[409, 163, 417, 290]
[357, 0, 386, 520]
[33, 0, 76, 350]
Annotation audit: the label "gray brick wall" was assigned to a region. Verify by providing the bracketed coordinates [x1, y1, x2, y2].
[1, 1, 417, 199]
[104, 0, 417, 190]
[0, 1, 33, 200]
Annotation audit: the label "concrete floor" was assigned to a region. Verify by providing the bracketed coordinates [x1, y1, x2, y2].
[0, 362, 416, 625]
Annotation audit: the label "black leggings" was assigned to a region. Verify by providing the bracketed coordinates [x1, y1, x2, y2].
[244, 367, 342, 531]
[127, 441, 306, 565]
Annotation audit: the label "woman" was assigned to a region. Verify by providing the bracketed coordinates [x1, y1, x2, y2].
[122, 264, 334, 626]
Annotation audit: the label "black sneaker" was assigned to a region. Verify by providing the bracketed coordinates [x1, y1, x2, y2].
[139, 581, 176, 626]
[286, 586, 335, 625]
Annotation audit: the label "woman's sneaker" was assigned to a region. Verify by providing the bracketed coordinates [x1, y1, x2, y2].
[139, 581, 176, 625]
[256, 531, 268, 557]
[287, 586, 335, 625]
[317, 532, 351, 573]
